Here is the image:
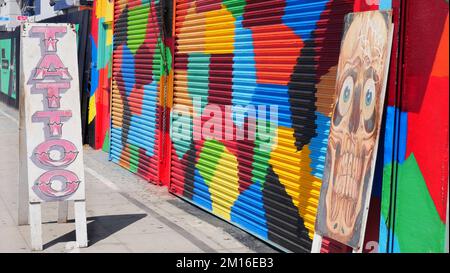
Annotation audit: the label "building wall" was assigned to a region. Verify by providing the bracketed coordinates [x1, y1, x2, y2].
[108, 0, 171, 183]
[379, 0, 449, 253]
[88, 0, 113, 150]
[0, 0, 21, 30]
[95, 0, 449, 253]
[34, 0, 58, 17]
[54, 0, 79, 11]
[27, 0, 63, 21]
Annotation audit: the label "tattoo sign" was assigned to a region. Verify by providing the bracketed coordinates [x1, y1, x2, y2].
[20, 23, 85, 203]
[315, 11, 394, 249]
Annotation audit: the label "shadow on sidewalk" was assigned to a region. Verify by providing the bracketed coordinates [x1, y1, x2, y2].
[166, 199, 278, 253]
[43, 214, 147, 249]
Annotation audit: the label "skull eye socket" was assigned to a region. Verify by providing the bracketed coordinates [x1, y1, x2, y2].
[337, 75, 354, 116]
[362, 78, 376, 131]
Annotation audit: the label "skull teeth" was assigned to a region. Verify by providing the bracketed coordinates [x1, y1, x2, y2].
[345, 199, 353, 227]
[347, 167, 352, 197]
[331, 193, 339, 222]
[328, 142, 366, 236]
[334, 151, 362, 201]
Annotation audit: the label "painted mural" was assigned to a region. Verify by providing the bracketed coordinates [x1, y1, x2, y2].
[89, 0, 114, 151]
[102, 0, 448, 253]
[110, 0, 172, 183]
[379, 0, 449, 253]
[168, 0, 355, 252]
[315, 10, 394, 249]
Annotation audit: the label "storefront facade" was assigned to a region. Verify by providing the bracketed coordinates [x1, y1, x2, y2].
[88, 0, 449, 253]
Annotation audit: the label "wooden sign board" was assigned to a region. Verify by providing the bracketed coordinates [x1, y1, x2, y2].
[314, 10, 394, 251]
[20, 23, 85, 203]
[19, 23, 87, 251]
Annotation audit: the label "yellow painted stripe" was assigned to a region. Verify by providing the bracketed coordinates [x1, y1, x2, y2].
[205, 4, 235, 54]
[270, 126, 320, 239]
[210, 146, 240, 221]
[88, 95, 97, 124]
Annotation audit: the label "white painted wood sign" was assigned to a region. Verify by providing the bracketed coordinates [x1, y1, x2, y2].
[20, 23, 85, 203]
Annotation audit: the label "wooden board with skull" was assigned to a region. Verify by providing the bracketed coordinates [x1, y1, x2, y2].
[315, 10, 394, 249]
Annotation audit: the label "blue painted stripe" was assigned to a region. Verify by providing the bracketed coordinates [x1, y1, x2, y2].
[121, 45, 136, 96]
[380, 0, 392, 10]
[192, 169, 213, 211]
[309, 112, 331, 179]
[283, 0, 328, 40]
[231, 183, 268, 239]
[383, 107, 408, 166]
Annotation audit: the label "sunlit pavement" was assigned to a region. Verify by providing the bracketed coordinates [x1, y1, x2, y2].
[0, 102, 277, 253]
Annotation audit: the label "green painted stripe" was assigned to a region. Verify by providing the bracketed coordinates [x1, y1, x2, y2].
[381, 154, 446, 252]
[197, 140, 225, 186]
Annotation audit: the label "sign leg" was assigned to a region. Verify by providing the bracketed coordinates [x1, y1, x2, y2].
[352, 248, 362, 253]
[29, 202, 43, 251]
[18, 176, 29, 226]
[57, 201, 69, 223]
[18, 101, 28, 226]
[311, 233, 323, 253]
[74, 200, 88, 248]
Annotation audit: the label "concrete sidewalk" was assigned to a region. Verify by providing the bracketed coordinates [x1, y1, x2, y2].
[0, 102, 277, 253]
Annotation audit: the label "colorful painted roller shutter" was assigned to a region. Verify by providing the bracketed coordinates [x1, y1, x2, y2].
[111, 0, 163, 183]
[89, 0, 114, 151]
[169, 0, 354, 252]
[379, 0, 449, 253]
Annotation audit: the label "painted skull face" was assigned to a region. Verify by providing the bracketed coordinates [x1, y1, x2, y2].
[323, 12, 391, 244]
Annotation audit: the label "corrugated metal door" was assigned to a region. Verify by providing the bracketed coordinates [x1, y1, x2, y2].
[379, 0, 449, 253]
[169, 0, 353, 252]
[110, 0, 163, 183]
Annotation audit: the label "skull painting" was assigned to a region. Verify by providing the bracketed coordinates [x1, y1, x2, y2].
[315, 10, 393, 248]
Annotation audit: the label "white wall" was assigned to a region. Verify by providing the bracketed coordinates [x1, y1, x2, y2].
[30, 0, 63, 22]
[0, 0, 21, 31]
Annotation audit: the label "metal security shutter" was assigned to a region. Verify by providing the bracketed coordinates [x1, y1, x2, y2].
[111, 0, 162, 183]
[169, 0, 354, 252]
